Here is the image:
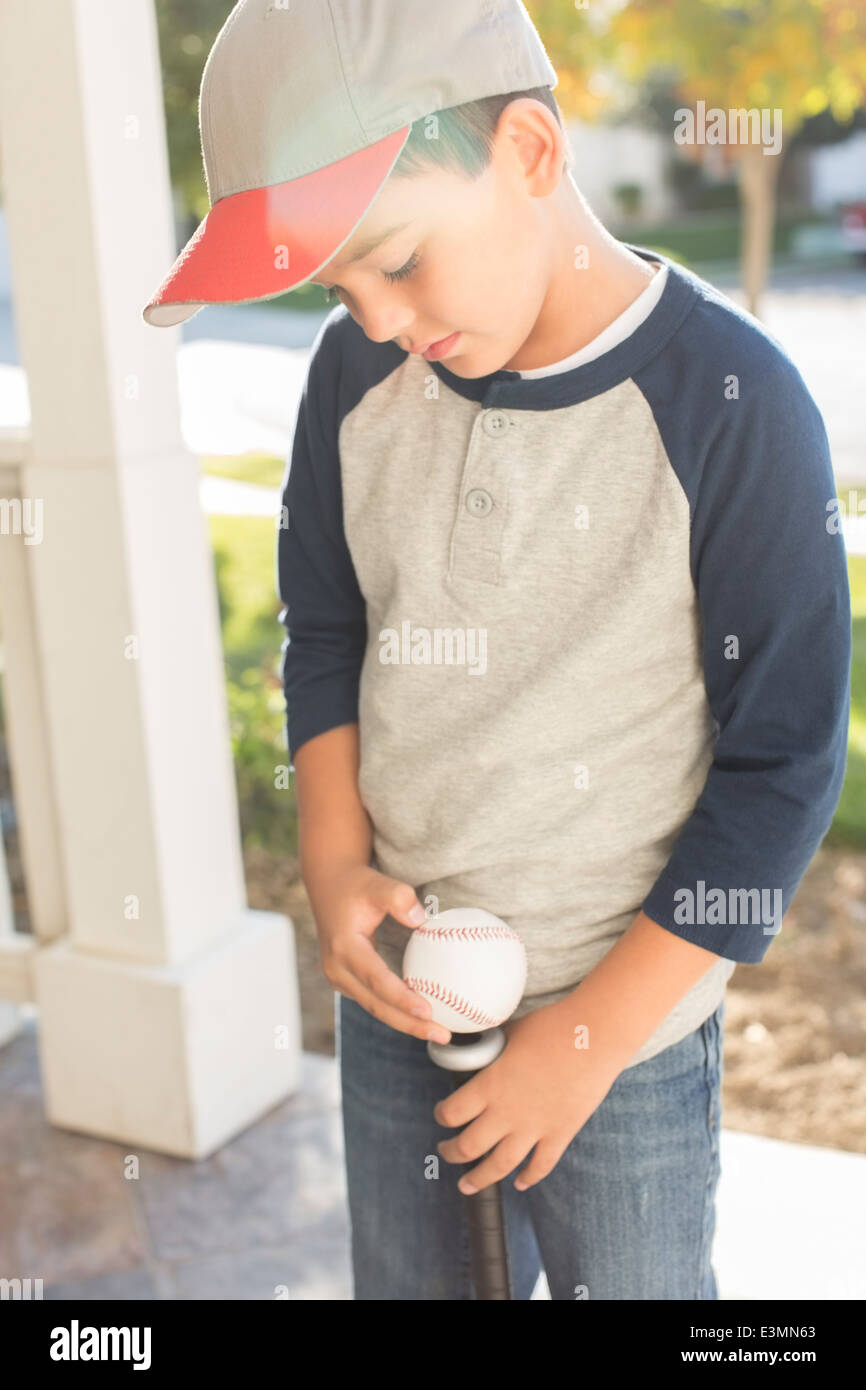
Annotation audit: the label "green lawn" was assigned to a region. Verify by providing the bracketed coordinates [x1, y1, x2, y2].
[205, 458, 866, 852]
[608, 211, 835, 270]
[202, 453, 287, 488]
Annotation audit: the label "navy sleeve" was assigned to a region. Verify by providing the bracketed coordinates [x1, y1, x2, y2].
[635, 344, 852, 963]
[276, 314, 367, 764]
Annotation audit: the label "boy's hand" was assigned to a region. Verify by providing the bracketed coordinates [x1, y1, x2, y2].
[433, 996, 624, 1193]
[314, 863, 452, 1044]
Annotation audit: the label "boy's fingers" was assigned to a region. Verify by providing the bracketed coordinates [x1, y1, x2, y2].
[350, 978, 452, 1042]
[333, 939, 451, 1041]
[347, 935, 433, 1016]
[453, 1135, 534, 1195]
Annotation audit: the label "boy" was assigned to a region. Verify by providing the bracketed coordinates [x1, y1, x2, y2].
[143, 1, 852, 1300]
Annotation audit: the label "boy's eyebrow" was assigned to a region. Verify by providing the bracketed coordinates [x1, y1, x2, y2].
[310, 220, 413, 283]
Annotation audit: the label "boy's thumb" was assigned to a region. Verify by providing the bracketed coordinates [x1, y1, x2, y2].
[379, 878, 428, 928]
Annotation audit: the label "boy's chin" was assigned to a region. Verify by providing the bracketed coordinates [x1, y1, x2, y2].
[440, 344, 511, 380]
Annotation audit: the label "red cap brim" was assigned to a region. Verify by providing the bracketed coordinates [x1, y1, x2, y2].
[142, 126, 411, 327]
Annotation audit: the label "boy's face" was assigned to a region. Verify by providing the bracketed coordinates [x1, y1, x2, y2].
[307, 106, 561, 379]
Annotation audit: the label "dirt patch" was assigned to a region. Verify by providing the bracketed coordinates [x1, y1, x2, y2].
[244, 843, 866, 1155]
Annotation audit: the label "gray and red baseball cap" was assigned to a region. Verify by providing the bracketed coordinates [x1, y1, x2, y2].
[142, 0, 557, 327]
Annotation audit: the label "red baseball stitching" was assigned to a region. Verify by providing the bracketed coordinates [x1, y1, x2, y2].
[404, 976, 499, 1027]
[415, 924, 519, 943]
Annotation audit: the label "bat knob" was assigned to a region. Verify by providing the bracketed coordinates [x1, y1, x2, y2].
[427, 1025, 506, 1072]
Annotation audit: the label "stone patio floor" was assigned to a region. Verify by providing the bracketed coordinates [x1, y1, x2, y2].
[1, 1010, 864, 1300]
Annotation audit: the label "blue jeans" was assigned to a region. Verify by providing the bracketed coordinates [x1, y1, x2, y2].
[336, 991, 724, 1300]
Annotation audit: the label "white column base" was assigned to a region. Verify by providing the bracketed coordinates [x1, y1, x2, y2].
[0, 1001, 24, 1048]
[32, 909, 301, 1159]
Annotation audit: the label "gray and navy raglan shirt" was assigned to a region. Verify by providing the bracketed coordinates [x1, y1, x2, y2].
[276, 245, 852, 1067]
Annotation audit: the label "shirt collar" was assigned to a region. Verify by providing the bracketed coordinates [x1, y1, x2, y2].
[429, 246, 701, 411]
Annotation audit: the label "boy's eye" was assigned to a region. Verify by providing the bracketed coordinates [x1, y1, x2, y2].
[323, 250, 421, 304]
[382, 250, 421, 284]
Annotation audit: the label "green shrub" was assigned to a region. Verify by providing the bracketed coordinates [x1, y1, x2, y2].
[210, 515, 297, 854]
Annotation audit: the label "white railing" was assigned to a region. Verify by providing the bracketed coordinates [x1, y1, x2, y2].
[0, 437, 67, 1012]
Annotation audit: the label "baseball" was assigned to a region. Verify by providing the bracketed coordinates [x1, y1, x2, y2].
[402, 907, 527, 1033]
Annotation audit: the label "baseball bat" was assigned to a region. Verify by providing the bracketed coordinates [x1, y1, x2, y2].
[428, 1026, 513, 1300]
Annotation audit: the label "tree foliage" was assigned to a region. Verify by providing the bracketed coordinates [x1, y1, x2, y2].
[610, 0, 866, 135]
[154, 0, 233, 222]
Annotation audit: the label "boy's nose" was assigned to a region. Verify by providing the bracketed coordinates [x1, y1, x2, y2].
[356, 305, 416, 348]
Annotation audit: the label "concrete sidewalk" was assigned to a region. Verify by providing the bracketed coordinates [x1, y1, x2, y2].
[1, 1011, 863, 1300]
[714, 1129, 866, 1301]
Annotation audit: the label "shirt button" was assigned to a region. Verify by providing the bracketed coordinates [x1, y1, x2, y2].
[466, 488, 493, 516]
[482, 410, 510, 437]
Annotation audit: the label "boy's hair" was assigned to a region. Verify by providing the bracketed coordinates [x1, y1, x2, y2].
[390, 86, 571, 181]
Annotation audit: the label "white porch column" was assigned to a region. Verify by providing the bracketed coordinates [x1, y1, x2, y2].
[0, 0, 301, 1156]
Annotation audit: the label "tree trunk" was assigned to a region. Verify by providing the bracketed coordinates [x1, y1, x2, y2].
[738, 141, 782, 318]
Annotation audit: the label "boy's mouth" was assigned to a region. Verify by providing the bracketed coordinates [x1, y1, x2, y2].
[420, 332, 461, 360]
